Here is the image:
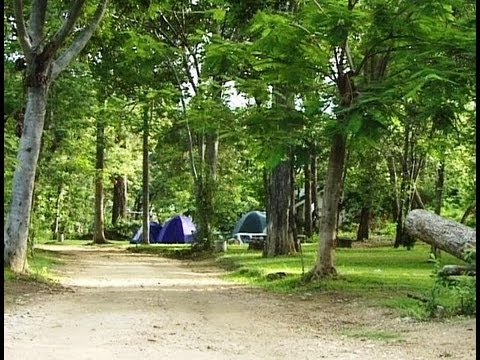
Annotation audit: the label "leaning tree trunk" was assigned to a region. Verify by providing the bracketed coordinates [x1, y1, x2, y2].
[4, 85, 48, 272]
[265, 160, 296, 257]
[93, 118, 106, 244]
[405, 209, 476, 262]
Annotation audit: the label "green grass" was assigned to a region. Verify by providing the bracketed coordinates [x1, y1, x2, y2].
[37, 238, 130, 247]
[214, 241, 475, 319]
[4, 248, 63, 283]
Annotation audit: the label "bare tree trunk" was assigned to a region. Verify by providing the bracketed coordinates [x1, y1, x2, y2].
[112, 175, 128, 226]
[461, 201, 476, 225]
[93, 118, 106, 244]
[387, 155, 400, 222]
[265, 161, 296, 256]
[289, 154, 299, 252]
[357, 207, 370, 241]
[194, 132, 219, 251]
[141, 105, 150, 244]
[4, 85, 48, 272]
[304, 163, 313, 237]
[52, 184, 66, 241]
[311, 153, 320, 231]
[5, 0, 108, 273]
[308, 131, 347, 278]
[430, 160, 445, 258]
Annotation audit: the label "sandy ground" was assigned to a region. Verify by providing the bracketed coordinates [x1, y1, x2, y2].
[4, 245, 476, 360]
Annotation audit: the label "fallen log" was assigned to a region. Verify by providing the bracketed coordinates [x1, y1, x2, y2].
[438, 265, 476, 277]
[405, 209, 476, 262]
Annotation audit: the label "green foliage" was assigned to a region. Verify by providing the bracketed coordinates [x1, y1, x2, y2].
[423, 256, 476, 318]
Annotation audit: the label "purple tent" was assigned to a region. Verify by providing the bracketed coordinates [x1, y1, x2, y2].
[130, 222, 163, 244]
[158, 215, 197, 244]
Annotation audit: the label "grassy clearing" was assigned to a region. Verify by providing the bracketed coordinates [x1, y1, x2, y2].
[214, 241, 475, 319]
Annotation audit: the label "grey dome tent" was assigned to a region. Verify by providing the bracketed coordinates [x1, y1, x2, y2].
[232, 211, 267, 242]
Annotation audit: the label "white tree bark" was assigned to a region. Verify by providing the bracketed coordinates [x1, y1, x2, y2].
[5, 0, 109, 273]
[405, 209, 476, 261]
[4, 86, 48, 272]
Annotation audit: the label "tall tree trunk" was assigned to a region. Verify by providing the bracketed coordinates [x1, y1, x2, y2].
[289, 153, 299, 252]
[265, 160, 296, 256]
[112, 175, 128, 226]
[394, 124, 414, 248]
[307, 60, 355, 280]
[357, 207, 370, 241]
[431, 160, 445, 258]
[311, 153, 320, 231]
[387, 155, 400, 222]
[5, 0, 108, 272]
[4, 85, 48, 272]
[93, 118, 106, 244]
[52, 184, 66, 241]
[304, 163, 313, 237]
[308, 131, 347, 278]
[141, 105, 150, 244]
[194, 132, 219, 251]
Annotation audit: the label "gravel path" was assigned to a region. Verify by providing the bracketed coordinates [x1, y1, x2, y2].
[3, 245, 476, 359]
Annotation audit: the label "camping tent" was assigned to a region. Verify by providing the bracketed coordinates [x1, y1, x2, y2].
[158, 215, 197, 244]
[130, 222, 163, 244]
[232, 211, 267, 241]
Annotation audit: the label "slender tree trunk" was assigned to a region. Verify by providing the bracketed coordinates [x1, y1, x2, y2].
[265, 161, 295, 257]
[304, 163, 313, 237]
[387, 156, 400, 222]
[461, 201, 476, 225]
[194, 132, 219, 251]
[141, 105, 150, 244]
[311, 153, 320, 231]
[289, 153, 299, 252]
[431, 160, 445, 258]
[52, 184, 65, 241]
[308, 131, 347, 278]
[112, 175, 128, 226]
[4, 84, 48, 272]
[93, 118, 106, 244]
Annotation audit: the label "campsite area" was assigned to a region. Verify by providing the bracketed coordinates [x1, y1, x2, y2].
[4, 244, 476, 360]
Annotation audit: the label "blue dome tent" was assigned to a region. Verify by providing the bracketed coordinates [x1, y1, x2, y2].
[158, 215, 197, 244]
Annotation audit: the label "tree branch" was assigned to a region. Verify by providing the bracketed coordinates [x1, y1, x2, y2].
[51, 0, 109, 80]
[47, 0, 86, 57]
[28, 0, 48, 47]
[13, 0, 33, 60]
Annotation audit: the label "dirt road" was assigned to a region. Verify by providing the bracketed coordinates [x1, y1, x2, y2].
[4, 246, 476, 359]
